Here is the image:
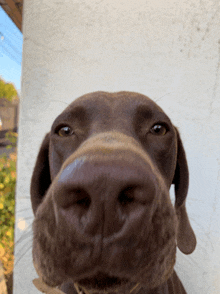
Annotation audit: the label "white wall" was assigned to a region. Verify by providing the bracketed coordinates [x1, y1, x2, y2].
[14, 0, 220, 293]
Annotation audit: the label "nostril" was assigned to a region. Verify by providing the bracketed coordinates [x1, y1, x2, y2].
[56, 187, 92, 209]
[74, 189, 91, 209]
[118, 186, 136, 206]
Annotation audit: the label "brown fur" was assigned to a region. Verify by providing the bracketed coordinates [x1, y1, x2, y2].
[31, 92, 196, 294]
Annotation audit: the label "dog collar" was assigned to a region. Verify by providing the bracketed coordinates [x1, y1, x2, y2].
[33, 278, 65, 293]
[33, 278, 142, 294]
[74, 282, 142, 294]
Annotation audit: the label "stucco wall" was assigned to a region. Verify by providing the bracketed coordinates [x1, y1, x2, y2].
[14, 1, 220, 293]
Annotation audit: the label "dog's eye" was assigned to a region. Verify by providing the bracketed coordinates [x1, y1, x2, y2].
[57, 126, 74, 137]
[150, 124, 167, 136]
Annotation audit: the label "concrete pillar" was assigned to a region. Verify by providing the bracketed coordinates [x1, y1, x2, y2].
[14, 1, 220, 293]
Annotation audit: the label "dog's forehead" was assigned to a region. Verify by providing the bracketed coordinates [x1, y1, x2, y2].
[64, 91, 164, 114]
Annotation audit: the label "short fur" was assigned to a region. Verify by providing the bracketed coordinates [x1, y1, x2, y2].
[31, 91, 196, 294]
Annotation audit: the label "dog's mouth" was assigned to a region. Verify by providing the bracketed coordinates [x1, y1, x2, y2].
[77, 272, 129, 291]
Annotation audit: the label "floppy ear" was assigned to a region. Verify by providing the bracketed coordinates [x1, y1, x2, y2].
[30, 133, 51, 215]
[173, 128, 196, 254]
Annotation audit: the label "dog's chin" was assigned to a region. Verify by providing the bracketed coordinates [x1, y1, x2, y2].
[77, 272, 129, 291]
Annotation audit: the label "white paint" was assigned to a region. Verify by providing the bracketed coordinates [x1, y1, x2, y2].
[15, 0, 220, 293]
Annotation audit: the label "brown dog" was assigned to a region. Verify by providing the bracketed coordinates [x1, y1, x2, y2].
[31, 91, 196, 294]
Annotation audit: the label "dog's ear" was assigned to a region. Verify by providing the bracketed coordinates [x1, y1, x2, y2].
[31, 133, 51, 215]
[173, 128, 196, 254]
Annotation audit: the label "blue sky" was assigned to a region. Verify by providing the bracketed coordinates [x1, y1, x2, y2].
[0, 7, 23, 94]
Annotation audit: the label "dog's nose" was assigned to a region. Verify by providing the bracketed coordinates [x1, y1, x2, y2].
[53, 153, 157, 238]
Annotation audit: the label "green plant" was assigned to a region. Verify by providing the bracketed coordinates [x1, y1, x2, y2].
[0, 143, 17, 275]
[5, 131, 17, 149]
[0, 78, 18, 102]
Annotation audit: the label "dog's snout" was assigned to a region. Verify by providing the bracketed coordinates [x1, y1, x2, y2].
[53, 153, 156, 238]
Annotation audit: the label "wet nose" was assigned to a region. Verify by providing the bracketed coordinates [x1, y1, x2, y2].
[53, 153, 157, 238]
